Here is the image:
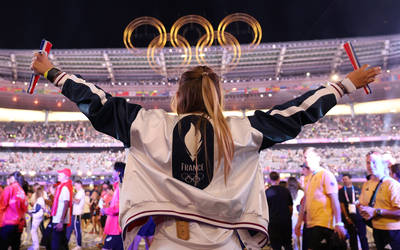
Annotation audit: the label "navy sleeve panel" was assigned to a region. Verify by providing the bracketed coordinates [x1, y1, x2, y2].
[31, 203, 41, 213]
[248, 86, 337, 151]
[61, 76, 142, 147]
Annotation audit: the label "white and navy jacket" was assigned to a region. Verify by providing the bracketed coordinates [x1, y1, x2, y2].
[54, 72, 355, 249]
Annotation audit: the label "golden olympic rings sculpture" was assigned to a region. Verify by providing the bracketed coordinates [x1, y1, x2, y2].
[123, 13, 262, 75]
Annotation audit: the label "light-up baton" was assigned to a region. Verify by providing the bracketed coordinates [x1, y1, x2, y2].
[343, 42, 372, 94]
[27, 39, 52, 94]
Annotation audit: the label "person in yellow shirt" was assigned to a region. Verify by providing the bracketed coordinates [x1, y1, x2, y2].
[390, 163, 400, 182]
[295, 147, 345, 250]
[359, 152, 400, 250]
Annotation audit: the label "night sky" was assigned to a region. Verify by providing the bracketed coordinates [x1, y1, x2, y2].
[0, 0, 399, 50]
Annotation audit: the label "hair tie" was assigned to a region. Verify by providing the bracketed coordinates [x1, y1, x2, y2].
[202, 72, 208, 76]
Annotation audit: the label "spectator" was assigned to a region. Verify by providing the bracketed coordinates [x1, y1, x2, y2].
[299, 164, 312, 250]
[97, 180, 112, 243]
[382, 151, 396, 176]
[82, 190, 91, 230]
[22, 188, 34, 245]
[66, 180, 85, 250]
[51, 168, 73, 250]
[359, 152, 400, 250]
[100, 162, 125, 250]
[89, 191, 100, 234]
[339, 173, 368, 250]
[265, 171, 293, 250]
[29, 187, 45, 250]
[0, 172, 28, 250]
[287, 177, 304, 250]
[295, 147, 346, 250]
[391, 163, 400, 182]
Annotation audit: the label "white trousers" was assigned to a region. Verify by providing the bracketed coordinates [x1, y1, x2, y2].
[31, 217, 42, 249]
[149, 217, 242, 250]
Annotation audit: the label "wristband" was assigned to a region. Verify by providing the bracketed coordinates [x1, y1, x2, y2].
[45, 68, 61, 83]
[44, 68, 51, 79]
[336, 81, 348, 95]
[335, 222, 344, 227]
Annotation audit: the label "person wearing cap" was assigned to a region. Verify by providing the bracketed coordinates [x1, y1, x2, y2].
[96, 180, 112, 244]
[51, 168, 73, 250]
[66, 180, 85, 250]
[100, 162, 125, 250]
[294, 147, 346, 250]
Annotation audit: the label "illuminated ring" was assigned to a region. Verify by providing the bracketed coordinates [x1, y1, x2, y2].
[123, 14, 262, 75]
[196, 31, 241, 71]
[147, 33, 191, 75]
[170, 15, 214, 51]
[123, 17, 167, 53]
[217, 13, 262, 51]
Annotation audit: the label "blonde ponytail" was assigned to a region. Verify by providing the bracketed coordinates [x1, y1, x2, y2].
[172, 66, 235, 186]
[201, 75, 234, 185]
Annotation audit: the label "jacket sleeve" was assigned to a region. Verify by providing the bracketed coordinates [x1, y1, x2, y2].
[53, 73, 143, 147]
[0, 186, 11, 214]
[105, 187, 119, 216]
[29, 203, 42, 214]
[105, 203, 119, 216]
[248, 83, 346, 151]
[21, 195, 28, 214]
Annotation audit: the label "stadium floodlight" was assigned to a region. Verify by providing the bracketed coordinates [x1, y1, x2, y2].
[87, 171, 92, 176]
[332, 74, 339, 81]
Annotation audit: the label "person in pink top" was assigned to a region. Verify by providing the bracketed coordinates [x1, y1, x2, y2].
[100, 162, 125, 250]
[0, 171, 28, 250]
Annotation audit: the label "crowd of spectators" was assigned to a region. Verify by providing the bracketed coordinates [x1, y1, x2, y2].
[1, 113, 400, 175]
[1, 113, 400, 144]
[297, 113, 400, 139]
[0, 121, 119, 144]
[260, 145, 400, 172]
[1, 145, 398, 175]
[0, 150, 125, 174]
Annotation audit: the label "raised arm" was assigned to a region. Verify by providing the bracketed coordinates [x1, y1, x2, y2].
[248, 65, 381, 151]
[31, 53, 142, 147]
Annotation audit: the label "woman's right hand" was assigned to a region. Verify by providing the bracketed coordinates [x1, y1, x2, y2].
[30, 53, 54, 76]
[345, 64, 382, 89]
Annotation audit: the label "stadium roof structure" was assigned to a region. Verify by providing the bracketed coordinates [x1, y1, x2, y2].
[0, 34, 400, 112]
